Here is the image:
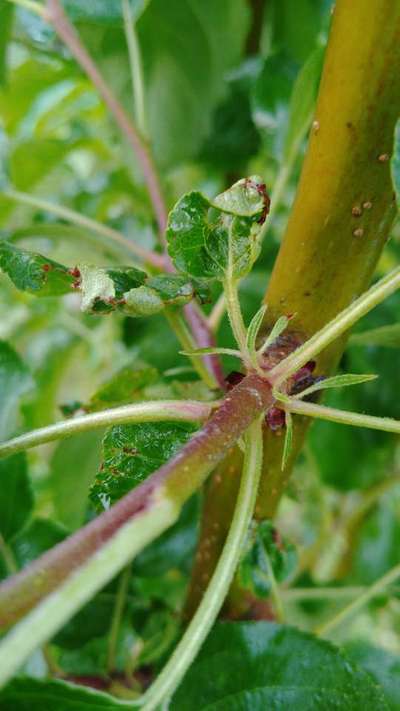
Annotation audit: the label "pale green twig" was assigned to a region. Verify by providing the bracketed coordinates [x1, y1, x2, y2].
[107, 565, 131, 673]
[3, 188, 165, 268]
[139, 417, 264, 711]
[0, 497, 179, 687]
[316, 561, 400, 636]
[0, 400, 214, 459]
[269, 266, 400, 385]
[287, 399, 400, 435]
[122, 0, 147, 138]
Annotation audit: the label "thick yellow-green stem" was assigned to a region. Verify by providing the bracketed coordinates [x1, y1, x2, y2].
[186, 0, 400, 612]
[257, 0, 400, 518]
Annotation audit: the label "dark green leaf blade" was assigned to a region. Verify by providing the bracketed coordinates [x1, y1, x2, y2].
[0, 453, 33, 541]
[0, 241, 74, 296]
[0, 341, 33, 440]
[0, 3, 14, 86]
[86, 363, 158, 412]
[391, 118, 400, 210]
[90, 421, 197, 510]
[167, 191, 213, 278]
[172, 622, 389, 710]
[345, 641, 400, 711]
[0, 676, 121, 711]
[11, 518, 68, 569]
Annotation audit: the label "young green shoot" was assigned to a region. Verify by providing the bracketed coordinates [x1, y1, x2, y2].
[269, 265, 400, 386]
[287, 400, 400, 435]
[0, 400, 214, 459]
[258, 314, 291, 356]
[316, 560, 400, 637]
[281, 411, 293, 471]
[137, 417, 264, 711]
[293, 372, 378, 400]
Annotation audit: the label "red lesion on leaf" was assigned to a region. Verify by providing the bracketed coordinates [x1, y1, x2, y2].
[67, 266, 81, 289]
[256, 183, 271, 225]
[41, 263, 52, 272]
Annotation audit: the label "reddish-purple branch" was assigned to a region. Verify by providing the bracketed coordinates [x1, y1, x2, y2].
[46, 0, 168, 237]
[0, 374, 272, 629]
[44, 0, 223, 383]
[184, 303, 226, 389]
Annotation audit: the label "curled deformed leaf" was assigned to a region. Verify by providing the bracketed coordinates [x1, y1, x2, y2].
[167, 176, 269, 281]
[0, 242, 202, 316]
[211, 175, 269, 216]
[0, 241, 74, 296]
[124, 285, 164, 316]
[79, 265, 116, 313]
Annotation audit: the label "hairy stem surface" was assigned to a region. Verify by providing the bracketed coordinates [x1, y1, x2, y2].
[0, 374, 272, 629]
[0, 400, 214, 459]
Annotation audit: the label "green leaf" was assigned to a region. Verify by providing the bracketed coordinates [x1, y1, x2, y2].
[11, 518, 68, 569]
[123, 285, 164, 316]
[0, 242, 199, 316]
[137, 0, 250, 168]
[53, 594, 117, 651]
[9, 138, 73, 192]
[246, 304, 267, 356]
[167, 178, 267, 281]
[353, 495, 400, 585]
[211, 175, 267, 216]
[251, 53, 296, 161]
[0, 453, 33, 542]
[345, 642, 400, 711]
[173, 621, 389, 710]
[0, 677, 121, 711]
[146, 274, 205, 307]
[0, 341, 33, 440]
[23, 328, 79, 429]
[239, 521, 297, 599]
[281, 410, 293, 470]
[350, 323, 400, 348]
[297, 373, 378, 399]
[391, 118, 400, 210]
[0, 3, 14, 86]
[124, 275, 201, 317]
[49, 432, 103, 531]
[266, 0, 327, 64]
[200, 74, 261, 172]
[90, 421, 197, 509]
[0, 241, 74, 296]
[134, 495, 200, 576]
[86, 363, 158, 412]
[284, 46, 323, 159]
